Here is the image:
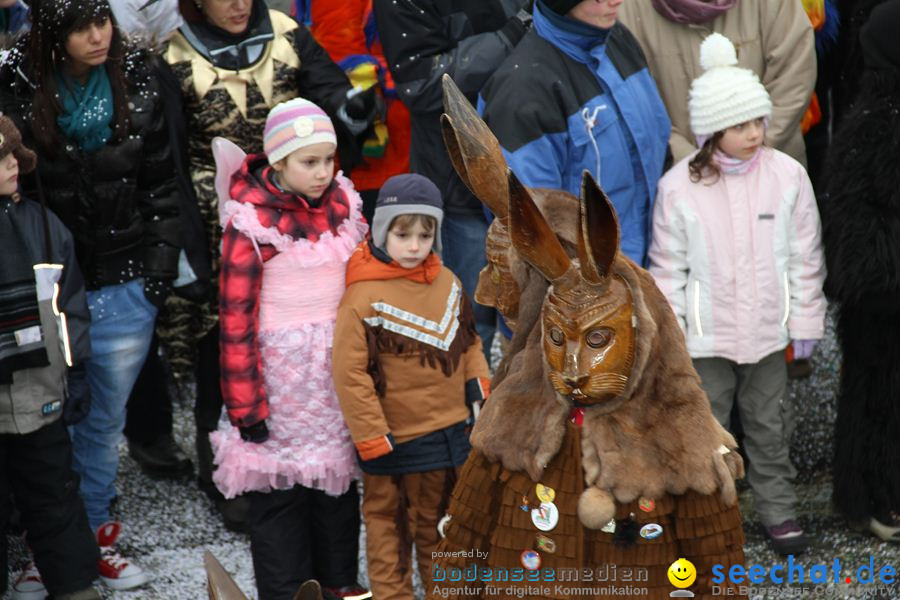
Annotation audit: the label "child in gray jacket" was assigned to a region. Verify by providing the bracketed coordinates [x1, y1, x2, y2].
[0, 115, 100, 600]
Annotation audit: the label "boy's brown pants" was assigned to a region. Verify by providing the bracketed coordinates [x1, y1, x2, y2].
[363, 469, 455, 600]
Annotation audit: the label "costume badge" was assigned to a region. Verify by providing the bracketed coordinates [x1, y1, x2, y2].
[535, 534, 557, 553]
[536, 483, 556, 503]
[531, 501, 559, 531]
[520, 550, 541, 571]
[638, 497, 655, 513]
[640, 523, 663, 540]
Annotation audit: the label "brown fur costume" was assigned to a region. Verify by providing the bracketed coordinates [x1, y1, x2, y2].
[427, 76, 746, 600]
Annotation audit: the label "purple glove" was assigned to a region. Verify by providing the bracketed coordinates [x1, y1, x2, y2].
[792, 339, 817, 360]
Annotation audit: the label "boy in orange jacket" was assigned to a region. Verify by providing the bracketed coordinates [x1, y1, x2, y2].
[333, 173, 490, 600]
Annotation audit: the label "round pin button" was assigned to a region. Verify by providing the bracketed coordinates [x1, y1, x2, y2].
[536, 483, 556, 503]
[535, 534, 557, 553]
[638, 497, 656, 513]
[640, 523, 663, 540]
[531, 501, 559, 532]
[520, 550, 541, 571]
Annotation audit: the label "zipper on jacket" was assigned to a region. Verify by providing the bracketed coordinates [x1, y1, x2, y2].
[781, 272, 790, 327]
[693, 280, 704, 337]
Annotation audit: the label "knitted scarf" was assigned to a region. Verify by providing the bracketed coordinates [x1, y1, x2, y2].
[650, 0, 738, 25]
[56, 66, 114, 152]
[0, 197, 48, 384]
[712, 146, 763, 175]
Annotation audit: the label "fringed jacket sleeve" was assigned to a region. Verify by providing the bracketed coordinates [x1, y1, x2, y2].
[459, 292, 491, 399]
[333, 289, 394, 460]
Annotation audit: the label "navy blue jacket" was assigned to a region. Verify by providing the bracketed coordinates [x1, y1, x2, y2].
[479, 2, 670, 264]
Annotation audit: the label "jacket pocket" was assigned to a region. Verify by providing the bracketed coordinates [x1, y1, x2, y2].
[568, 98, 622, 188]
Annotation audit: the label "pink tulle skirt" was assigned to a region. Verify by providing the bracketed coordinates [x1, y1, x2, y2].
[211, 321, 359, 498]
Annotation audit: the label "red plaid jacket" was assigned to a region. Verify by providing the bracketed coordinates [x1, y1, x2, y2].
[219, 154, 351, 427]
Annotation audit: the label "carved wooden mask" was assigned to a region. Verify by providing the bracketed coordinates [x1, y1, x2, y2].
[441, 74, 520, 323]
[509, 170, 637, 406]
[475, 218, 521, 328]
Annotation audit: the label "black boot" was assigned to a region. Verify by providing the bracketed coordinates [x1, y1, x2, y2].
[128, 433, 193, 480]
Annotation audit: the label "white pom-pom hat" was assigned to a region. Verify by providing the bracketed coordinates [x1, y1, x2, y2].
[688, 33, 772, 137]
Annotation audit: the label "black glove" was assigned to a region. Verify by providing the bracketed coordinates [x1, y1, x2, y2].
[339, 87, 384, 136]
[499, 9, 532, 46]
[345, 86, 378, 121]
[63, 363, 92, 425]
[143, 277, 171, 310]
[239, 420, 269, 444]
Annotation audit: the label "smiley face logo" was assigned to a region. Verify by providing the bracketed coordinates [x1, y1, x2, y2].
[668, 558, 696, 588]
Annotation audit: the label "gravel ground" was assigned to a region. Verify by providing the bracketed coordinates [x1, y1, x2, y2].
[4, 309, 898, 599]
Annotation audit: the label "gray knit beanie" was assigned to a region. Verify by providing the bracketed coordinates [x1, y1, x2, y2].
[372, 174, 444, 252]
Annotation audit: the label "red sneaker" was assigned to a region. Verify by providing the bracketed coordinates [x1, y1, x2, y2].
[95, 521, 151, 590]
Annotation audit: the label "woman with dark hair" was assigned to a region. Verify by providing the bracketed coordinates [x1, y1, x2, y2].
[0, 0, 182, 591]
[158, 0, 377, 545]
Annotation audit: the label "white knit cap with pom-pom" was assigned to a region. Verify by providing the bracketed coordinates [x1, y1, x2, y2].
[688, 33, 772, 136]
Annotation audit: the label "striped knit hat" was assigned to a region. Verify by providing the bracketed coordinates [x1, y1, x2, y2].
[263, 98, 337, 166]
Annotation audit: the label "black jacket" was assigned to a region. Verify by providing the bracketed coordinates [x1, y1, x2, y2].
[156, 57, 212, 301]
[0, 45, 182, 291]
[373, 0, 528, 215]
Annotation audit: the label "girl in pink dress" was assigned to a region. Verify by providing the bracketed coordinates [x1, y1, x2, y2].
[211, 98, 370, 600]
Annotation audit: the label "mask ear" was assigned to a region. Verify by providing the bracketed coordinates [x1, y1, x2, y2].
[508, 169, 571, 281]
[441, 74, 508, 218]
[578, 170, 620, 283]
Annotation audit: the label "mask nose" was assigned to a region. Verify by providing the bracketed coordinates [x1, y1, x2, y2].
[562, 350, 585, 387]
[562, 374, 583, 387]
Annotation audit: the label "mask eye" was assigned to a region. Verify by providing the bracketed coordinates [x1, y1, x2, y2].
[585, 328, 612, 348]
[548, 327, 564, 346]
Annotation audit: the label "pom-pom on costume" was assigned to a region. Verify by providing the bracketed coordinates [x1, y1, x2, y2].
[427, 76, 747, 600]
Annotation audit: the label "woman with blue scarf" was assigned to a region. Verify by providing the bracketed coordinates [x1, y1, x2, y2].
[0, 0, 182, 593]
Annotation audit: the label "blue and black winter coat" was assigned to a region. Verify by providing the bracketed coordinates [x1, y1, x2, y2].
[479, 1, 670, 265]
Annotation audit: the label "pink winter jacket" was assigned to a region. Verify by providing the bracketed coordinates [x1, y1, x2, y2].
[648, 148, 826, 364]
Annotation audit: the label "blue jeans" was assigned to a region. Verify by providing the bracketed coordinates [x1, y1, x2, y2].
[441, 214, 496, 359]
[70, 279, 156, 531]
